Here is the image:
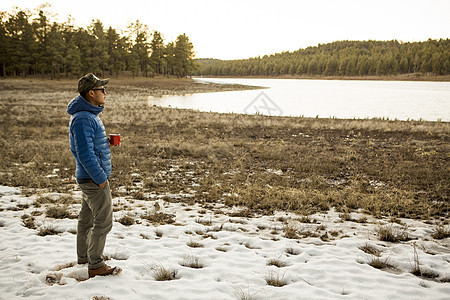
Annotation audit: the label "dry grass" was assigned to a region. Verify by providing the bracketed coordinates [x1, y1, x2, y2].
[368, 256, 392, 270]
[283, 223, 298, 239]
[132, 191, 146, 200]
[117, 215, 135, 226]
[46, 205, 76, 219]
[195, 217, 212, 225]
[105, 248, 129, 261]
[150, 263, 178, 281]
[235, 287, 258, 300]
[155, 229, 163, 238]
[180, 253, 203, 269]
[267, 258, 288, 268]
[215, 246, 229, 252]
[359, 243, 381, 257]
[410, 243, 440, 279]
[431, 226, 450, 239]
[265, 271, 288, 287]
[142, 212, 175, 225]
[187, 239, 204, 248]
[0, 78, 448, 222]
[21, 214, 36, 229]
[377, 225, 410, 243]
[38, 225, 62, 236]
[411, 243, 421, 276]
[285, 246, 300, 256]
[36, 195, 77, 206]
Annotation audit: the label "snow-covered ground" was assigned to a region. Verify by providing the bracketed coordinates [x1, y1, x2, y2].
[0, 185, 449, 299]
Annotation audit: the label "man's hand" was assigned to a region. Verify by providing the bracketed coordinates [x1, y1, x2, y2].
[99, 180, 107, 189]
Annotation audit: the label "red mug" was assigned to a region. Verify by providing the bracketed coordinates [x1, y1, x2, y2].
[109, 134, 120, 146]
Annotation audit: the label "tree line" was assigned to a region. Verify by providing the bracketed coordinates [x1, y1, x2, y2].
[0, 6, 198, 79]
[197, 39, 450, 77]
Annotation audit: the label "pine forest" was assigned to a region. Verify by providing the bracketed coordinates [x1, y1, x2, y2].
[197, 39, 450, 77]
[0, 7, 197, 79]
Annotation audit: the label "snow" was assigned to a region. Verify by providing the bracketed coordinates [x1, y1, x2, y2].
[0, 185, 449, 299]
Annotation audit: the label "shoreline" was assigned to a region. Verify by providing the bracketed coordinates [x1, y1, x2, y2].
[196, 74, 450, 82]
[0, 77, 447, 123]
[0, 76, 265, 97]
[2, 77, 447, 123]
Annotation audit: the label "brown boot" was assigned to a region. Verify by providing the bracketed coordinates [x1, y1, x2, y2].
[88, 265, 122, 278]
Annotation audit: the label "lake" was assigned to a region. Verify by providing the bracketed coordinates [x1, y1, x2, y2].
[148, 78, 450, 122]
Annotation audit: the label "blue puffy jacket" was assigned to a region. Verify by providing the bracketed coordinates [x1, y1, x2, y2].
[67, 94, 112, 184]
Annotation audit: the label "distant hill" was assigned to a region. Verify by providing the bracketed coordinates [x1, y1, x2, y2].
[196, 39, 450, 77]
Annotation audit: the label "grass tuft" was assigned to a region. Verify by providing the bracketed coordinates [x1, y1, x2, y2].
[431, 226, 450, 239]
[38, 225, 62, 236]
[155, 229, 163, 238]
[187, 239, 203, 248]
[180, 254, 203, 269]
[215, 246, 229, 252]
[21, 214, 36, 229]
[283, 223, 298, 239]
[118, 215, 135, 226]
[142, 212, 175, 225]
[285, 246, 300, 255]
[359, 243, 381, 257]
[151, 264, 178, 281]
[195, 217, 212, 226]
[235, 287, 258, 300]
[132, 191, 146, 200]
[368, 256, 389, 269]
[265, 271, 288, 287]
[409, 243, 439, 279]
[267, 258, 288, 268]
[105, 248, 129, 261]
[46, 205, 76, 219]
[377, 225, 410, 242]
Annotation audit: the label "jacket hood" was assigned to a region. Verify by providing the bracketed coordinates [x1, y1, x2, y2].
[67, 94, 104, 115]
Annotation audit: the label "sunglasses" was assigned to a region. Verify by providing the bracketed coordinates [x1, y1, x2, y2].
[91, 87, 106, 94]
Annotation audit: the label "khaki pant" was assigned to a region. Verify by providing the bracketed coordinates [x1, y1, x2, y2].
[77, 180, 113, 270]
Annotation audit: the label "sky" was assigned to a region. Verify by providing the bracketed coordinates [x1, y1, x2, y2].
[1, 0, 449, 60]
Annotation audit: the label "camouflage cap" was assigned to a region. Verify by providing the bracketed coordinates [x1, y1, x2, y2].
[78, 73, 110, 93]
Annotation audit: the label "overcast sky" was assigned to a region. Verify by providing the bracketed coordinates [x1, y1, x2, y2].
[1, 0, 449, 60]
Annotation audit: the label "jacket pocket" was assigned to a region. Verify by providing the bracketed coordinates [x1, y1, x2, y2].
[94, 150, 103, 169]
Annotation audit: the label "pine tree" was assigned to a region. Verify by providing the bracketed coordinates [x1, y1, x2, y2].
[5, 9, 34, 77]
[90, 20, 109, 77]
[128, 20, 150, 77]
[164, 42, 175, 76]
[149, 30, 165, 76]
[107, 26, 128, 78]
[31, 10, 50, 76]
[174, 33, 196, 78]
[63, 23, 82, 77]
[0, 11, 8, 78]
[47, 22, 65, 80]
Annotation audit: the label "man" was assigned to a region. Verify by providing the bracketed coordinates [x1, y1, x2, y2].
[67, 73, 121, 278]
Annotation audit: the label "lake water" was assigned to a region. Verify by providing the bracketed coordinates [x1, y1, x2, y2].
[148, 78, 450, 122]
